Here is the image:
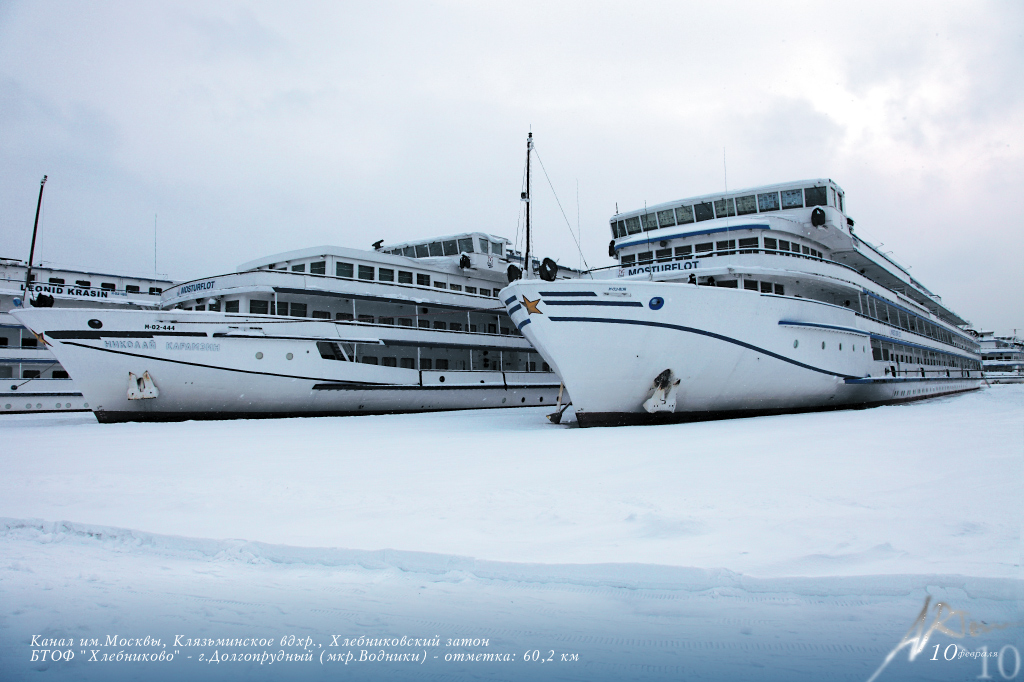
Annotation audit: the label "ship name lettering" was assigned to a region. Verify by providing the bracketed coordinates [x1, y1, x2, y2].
[165, 342, 221, 352]
[103, 340, 157, 350]
[627, 261, 700, 277]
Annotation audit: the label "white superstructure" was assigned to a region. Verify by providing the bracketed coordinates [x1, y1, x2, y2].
[1, 258, 172, 414]
[501, 179, 983, 426]
[13, 232, 575, 422]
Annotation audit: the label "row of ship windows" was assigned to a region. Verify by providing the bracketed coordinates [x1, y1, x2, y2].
[857, 295, 968, 350]
[381, 237, 505, 258]
[620, 237, 823, 265]
[0, 367, 70, 379]
[270, 261, 499, 295]
[611, 186, 839, 237]
[986, 354, 1023, 360]
[870, 339, 980, 370]
[176, 300, 520, 335]
[316, 343, 548, 371]
[26, 275, 160, 295]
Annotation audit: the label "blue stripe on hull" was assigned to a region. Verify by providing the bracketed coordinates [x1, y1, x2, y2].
[548, 316, 858, 379]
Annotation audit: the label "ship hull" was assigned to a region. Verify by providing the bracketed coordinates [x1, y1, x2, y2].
[13, 308, 564, 423]
[502, 280, 982, 427]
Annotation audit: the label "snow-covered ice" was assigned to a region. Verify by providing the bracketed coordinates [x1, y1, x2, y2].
[1, 386, 1021, 681]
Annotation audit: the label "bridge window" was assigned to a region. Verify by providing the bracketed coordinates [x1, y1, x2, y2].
[781, 189, 803, 209]
[694, 202, 714, 222]
[337, 262, 353, 278]
[804, 186, 827, 207]
[249, 300, 269, 314]
[757, 192, 780, 212]
[358, 265, 374, 280]
[714, 198, 736, 218]
[491, 242, 503, 255]
[310, 261, 326, 275]
[642, 213, 658, 231]
[443, 240, 458, 256]
[428, 242, 443, 257]
[291, 263, 305, 272]
[379, 268, 394, 282]
[398, 271, 412, 284]
[735, 195, 757, 215]
[415, 244, 430, 258]
[403, 246, 416, 257]
[675, 205, 694, 224]
[457, 238, 474, 253]
[656, 209, 675, 227]
[478, 238, 489, 253]
[624, 216, 641, 234]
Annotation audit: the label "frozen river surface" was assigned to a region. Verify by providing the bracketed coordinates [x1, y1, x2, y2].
[1, 386, 1021, 681]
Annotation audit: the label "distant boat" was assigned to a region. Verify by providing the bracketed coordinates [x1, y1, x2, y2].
[13, 231, 577, 422]
[976, 330, 1024, 383]
[502, 178, 984, 426]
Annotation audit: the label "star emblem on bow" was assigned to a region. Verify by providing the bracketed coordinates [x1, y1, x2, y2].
[521, 296, 542, 315]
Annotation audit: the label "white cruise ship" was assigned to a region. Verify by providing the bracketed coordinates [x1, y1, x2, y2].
[976, 331, 1024, 383]
[501, 179, 984, 426]
[1, 258, 173, 414]
[13, 232, 572, 422]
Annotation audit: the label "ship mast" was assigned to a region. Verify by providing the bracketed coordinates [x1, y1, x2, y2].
[23, 175, 47, 306]
[523, 132, 533, 279]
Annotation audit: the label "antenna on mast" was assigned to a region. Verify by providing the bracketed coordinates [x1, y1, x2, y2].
[521, 131, 533, 279]
[723, 147, 728, 192]
[22, 175, 48, 307]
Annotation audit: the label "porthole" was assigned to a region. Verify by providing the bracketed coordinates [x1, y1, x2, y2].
[821, 341, 826, 349]
[539, 396, 543, 402]
[56, 403, 61, 409]
[521, 397, 526, 403]
[26, 403, 32, 409]
[793, 340, 799, 348]
[65, 403, 71, 408]
[256, 352, 264, 359]
[83, 403, 89, 408]
[839, 343, 842, 350]
[439, 376, 445, 383]
[4, 404, 10, 410]
[286, 352, 294, 360]
[501, 398, 507, 404]
[35, 403, 41, 409]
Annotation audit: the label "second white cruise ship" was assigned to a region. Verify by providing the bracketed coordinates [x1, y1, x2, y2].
[13, 232, 572, 422]
[502, 179, 983, 426]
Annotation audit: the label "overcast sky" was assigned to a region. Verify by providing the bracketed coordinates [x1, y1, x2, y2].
[1, 1, 1021, 332]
